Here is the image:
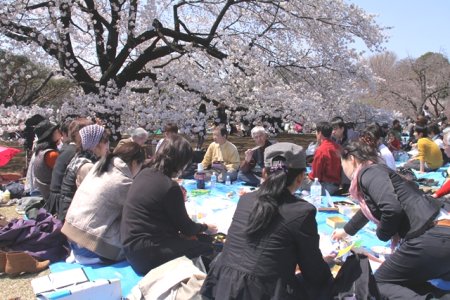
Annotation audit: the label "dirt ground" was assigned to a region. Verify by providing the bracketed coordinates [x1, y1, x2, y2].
[0, 133, 314, 299]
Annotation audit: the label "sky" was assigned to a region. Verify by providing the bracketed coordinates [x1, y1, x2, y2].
[348, 0, 450, 59]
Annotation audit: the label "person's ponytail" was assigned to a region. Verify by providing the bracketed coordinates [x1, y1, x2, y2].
[246, 169, 287, 238]
[246, 165, 305, 238]
[94, 142, 146, 176]
[94, 152, 115, 176]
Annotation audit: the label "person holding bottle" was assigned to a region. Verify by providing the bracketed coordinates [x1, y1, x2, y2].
[332, 140, 450, 299]
[198, 126, 240, 183]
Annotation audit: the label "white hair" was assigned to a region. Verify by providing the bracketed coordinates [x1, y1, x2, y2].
[251, 126, 267, 138]
[131, 127, 148, 138]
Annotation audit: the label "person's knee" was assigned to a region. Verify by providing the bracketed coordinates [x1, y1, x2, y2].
[237, 171, 246, 180]
[237, 171, 259, 186]
[228, 171, 238, 181]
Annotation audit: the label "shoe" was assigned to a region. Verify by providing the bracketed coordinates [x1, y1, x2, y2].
[5, 252, 50, 276]
[0, 251, 6, 273]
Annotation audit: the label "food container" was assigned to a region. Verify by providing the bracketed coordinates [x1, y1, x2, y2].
[337, 205, 360, 218]
[326, 216, 346, 228]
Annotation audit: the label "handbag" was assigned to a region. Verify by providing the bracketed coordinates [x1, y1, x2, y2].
[331, 253, 381, 300]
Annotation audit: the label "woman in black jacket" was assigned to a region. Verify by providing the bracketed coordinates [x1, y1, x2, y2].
[332, 141, 450, 299]
[201, 143, 333, 300]
[120, 135, 217, 274]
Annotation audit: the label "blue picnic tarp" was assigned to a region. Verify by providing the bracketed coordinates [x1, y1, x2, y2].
[49, 176, 450, 296]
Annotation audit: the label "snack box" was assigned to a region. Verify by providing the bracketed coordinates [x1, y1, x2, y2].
[326, 216, 346, 228]
[334, 200, 359, 218]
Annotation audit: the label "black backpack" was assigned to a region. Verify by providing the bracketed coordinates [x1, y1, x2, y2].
[332, 253, 381, 300]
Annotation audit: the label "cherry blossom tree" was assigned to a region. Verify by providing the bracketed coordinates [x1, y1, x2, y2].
[1, 0, 387, 136]
[366, 51, 450, 119]
[0, 104, 54, 138]
[0, 49, 73, 106]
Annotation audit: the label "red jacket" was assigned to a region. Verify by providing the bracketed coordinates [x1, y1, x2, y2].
[435, 179, 450, 198]
[309, 139, 341, 184]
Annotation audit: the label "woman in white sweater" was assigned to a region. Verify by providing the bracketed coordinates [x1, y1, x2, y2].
[62, 142, 145, 263]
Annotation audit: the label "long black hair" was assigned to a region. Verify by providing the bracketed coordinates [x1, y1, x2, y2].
[94, 142, 146, 176]
[246, 161, 305, 238]
[147, 134, 193, 177]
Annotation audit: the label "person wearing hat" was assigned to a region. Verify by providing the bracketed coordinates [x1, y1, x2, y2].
[58, 124, 110, 221]
[32, 120, 62, 200]
[201, 142, 333, 300]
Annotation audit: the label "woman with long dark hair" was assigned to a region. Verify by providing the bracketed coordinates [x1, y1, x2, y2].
[62, 142, 145, 263]
[201, 143, 333, 300]
[120, 135, 218, 274]
[332, 141, 450, 299]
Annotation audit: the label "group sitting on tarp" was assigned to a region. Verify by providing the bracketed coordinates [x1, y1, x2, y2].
[1, 113, 450, 299]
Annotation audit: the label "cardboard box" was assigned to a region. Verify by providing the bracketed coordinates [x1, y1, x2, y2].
[32, 268, 121, 300]
[326, 216, 346, 228]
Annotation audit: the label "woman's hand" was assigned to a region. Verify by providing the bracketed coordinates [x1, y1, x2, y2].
[205, 223, 218, 235]
[331, 228, 349, 241]
[323, 252, 337, 264]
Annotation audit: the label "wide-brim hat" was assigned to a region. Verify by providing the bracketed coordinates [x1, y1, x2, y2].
[264, 142, 306, 169]
[35, 120, 59, 143]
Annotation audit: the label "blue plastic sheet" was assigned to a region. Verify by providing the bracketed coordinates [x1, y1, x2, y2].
[48, 179, 450, 295]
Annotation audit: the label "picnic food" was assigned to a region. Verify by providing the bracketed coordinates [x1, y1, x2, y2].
[190, 189, 210, 197]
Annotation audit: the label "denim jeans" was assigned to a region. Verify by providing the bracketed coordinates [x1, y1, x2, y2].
[237, 171, 261, 187]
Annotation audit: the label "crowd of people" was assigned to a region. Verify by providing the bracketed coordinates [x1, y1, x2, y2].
[8, 110, 450, 299]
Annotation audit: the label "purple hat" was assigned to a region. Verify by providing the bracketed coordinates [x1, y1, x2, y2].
[79, 124, 105, 151]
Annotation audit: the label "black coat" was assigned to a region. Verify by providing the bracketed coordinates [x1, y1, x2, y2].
[201, 190, 332, 299]
[121, 168, 205, 247]
[344, 164, 442, 241]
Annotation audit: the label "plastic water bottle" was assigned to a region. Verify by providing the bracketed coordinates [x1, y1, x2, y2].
[310, 178, 322, 208]
[225, 174, 231, 186]
[210, 172, 217, 189]
[196, 163, 206, 189]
